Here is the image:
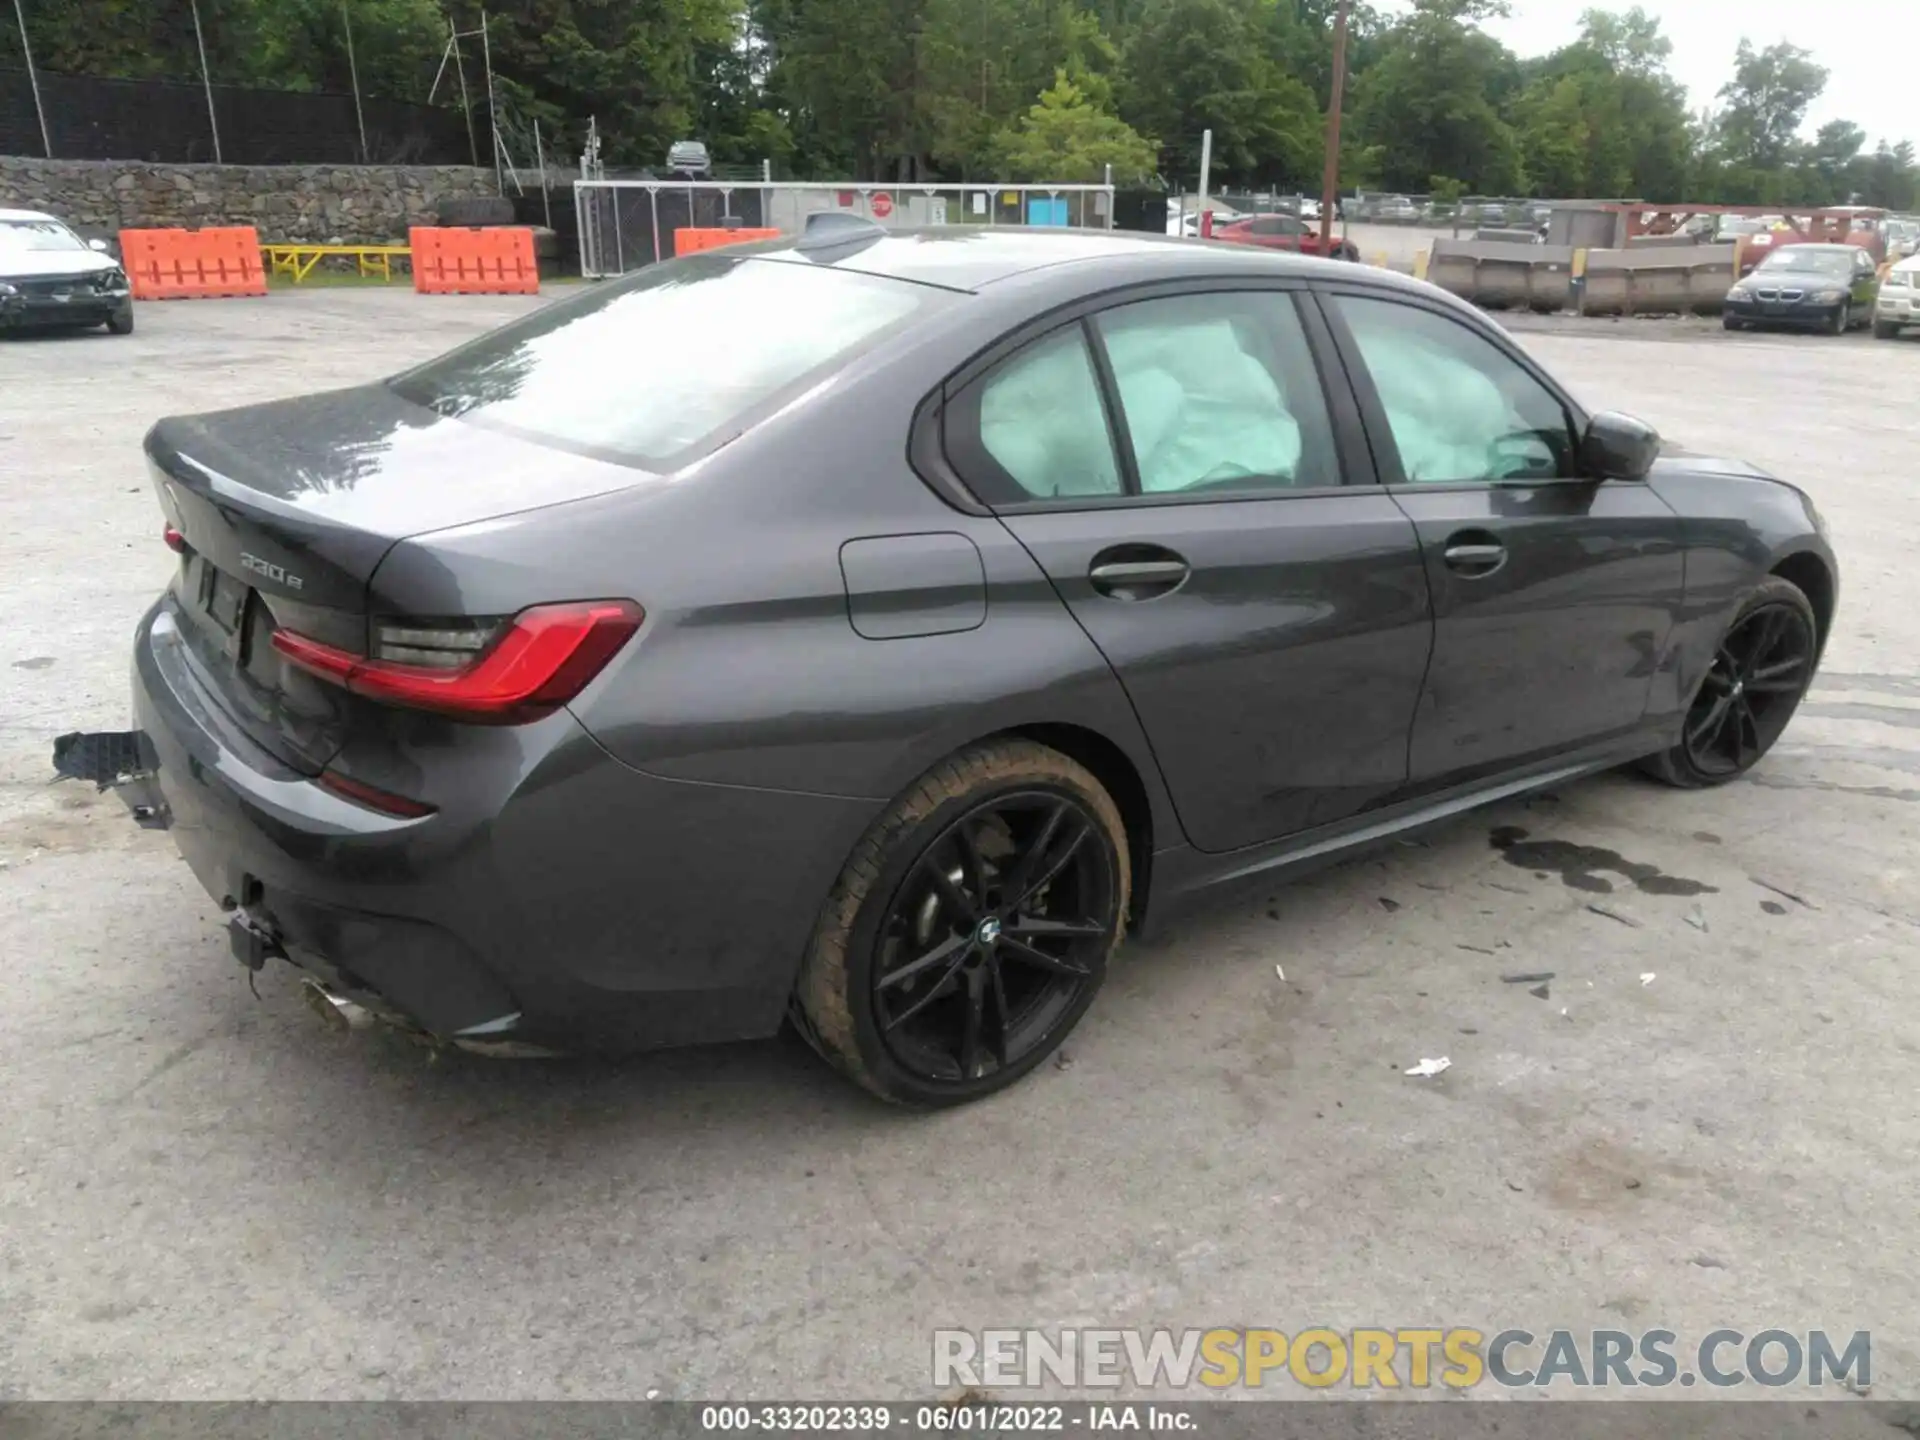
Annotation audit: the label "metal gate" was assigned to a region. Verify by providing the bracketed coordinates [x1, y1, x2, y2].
[574, 179, 1118, 278]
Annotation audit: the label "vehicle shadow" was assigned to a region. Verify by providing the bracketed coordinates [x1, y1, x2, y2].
[0, 326, 118, 343]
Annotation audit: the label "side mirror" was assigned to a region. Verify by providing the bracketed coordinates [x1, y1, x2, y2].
[87, 237, 110, 253]
[1579, 411, 1660, 481]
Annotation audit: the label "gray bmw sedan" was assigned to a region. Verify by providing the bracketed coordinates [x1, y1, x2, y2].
[67, 220, 1837, 1105]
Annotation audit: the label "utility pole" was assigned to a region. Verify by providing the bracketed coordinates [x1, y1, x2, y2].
[480, 9, 501, 192]
[1197, 127, 1213, 238]
[12, 0, 51, 157]
[1317, 0, 1350, 256]
[190, 0, 222, 163]
[343, 2, 368, 163]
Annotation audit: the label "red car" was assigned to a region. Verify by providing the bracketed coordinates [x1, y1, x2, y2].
[1214, 213, 1359, 262]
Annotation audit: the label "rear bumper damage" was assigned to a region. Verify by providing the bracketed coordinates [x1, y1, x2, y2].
[60, 595, 878, 1057]
[57, 721, 534, 1050]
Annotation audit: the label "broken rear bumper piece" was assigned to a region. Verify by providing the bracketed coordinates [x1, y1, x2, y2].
[51, 729, 171, 829]
[45, 725, 552, 1052]
[51, 728, 273, 973]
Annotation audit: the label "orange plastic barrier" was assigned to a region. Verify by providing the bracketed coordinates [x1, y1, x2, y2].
[118, 226, 267, 300]
[410, 227, 540, 295]
[674, 227, 780, 257]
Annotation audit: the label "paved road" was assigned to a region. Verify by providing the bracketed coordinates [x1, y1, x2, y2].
[2, 291, 1916, 1401]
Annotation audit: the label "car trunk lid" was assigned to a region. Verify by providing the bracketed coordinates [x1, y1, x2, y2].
[146, 383, 652, 773]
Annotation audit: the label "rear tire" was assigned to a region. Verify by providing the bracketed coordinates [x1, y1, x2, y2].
[1640, 576, 1818, 789]
[793, 739, 1129, 1106]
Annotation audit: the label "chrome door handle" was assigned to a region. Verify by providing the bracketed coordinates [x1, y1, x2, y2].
[1089, 560, 1189, 585]
[1442, 542, 1506, 575]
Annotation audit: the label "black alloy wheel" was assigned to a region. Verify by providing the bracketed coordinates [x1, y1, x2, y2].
[1643, 576, 1819, 788]
[1681, 601, 1815, 776]
[870, 791, 1116, 1086]
[794, 740, 1129, 1105]
[1643, 579, 1820, 791]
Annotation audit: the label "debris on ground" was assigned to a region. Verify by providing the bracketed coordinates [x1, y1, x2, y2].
[1690, 1255, 1728, 1270]
[1640, 973, 1656, 986]
[1378, 897, 1402, 912]
[1685, 905, 1709, 932]
[1274, 964, 1285, 982]
[1587, 903, 1642, 928]
[1404, 1056, 1452, 1078]
[1501, 972, 1554, 984]
[1750, 876, 1817, 910]
[1457, 943, 1497, 955]
[1485, 880, 1529, 895]
[1528, 983, 1551, 1000]
[1054, 1050, 1073, 1071]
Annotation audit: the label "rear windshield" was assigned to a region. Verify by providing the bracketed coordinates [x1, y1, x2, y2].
[390, 253, 950, 468]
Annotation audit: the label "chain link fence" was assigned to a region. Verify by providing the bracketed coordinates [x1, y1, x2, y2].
[0, 66, 473, 165]
[574, 180, 1118, 277]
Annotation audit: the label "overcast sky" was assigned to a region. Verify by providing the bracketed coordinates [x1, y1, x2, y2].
[1429, 0, 1916, 150]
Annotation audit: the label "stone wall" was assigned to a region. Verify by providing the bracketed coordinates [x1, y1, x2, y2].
[0, 157, 498, 244]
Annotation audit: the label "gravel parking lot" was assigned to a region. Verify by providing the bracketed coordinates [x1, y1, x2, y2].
[2, 290, 1917, 1402]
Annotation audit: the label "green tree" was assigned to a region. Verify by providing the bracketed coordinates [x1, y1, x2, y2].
[1802, 119, 1866, 205]
[1121, 0, 1321, 187]
[993, 68, 1157, 180]
[1350, 0, 1522, 194]
[1714, 39, 1827, 173]
[1511, 75, 1589, 197]
[1576, 4, 1667, 76]
[1854, 141, 1919, 211]
[1507, 8, 1689, 199]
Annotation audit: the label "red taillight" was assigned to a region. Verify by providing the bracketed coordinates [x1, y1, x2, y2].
[316, 768, 437, 819]
[271, 600, 643, 725]
[163, 524, 188, 554]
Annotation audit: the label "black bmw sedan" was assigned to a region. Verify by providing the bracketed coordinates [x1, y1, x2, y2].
[1723, 243, 1880, 334]
[68, 221, 1837, 1105]
[0, 208, 134, 334]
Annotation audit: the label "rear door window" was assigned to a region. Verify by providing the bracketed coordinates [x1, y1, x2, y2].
[975, 326, 1124, 499]
[1093, 291, 1340, 493]
[390, 254, 950, 469]
[946, 289, 1341, 503]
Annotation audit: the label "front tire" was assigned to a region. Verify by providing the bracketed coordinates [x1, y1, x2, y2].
[794, 740, 1130, 1106]
[1722, 315, 1745, 331]
[1828, 302, 1850, 335]
[105, 307, 134, 335]
[1640, 576, 1818, 789]
[1873, 319, 1900, 340]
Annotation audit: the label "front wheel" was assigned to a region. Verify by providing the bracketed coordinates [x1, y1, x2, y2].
[1828, 302, 1850, 335]
[1873, 319, 1900, 340]
[105, 307, 134, 335]
[1640, 576, 1819, 789]
[1722, 315, 1745, 331]
[793, 740, 1130, 1106]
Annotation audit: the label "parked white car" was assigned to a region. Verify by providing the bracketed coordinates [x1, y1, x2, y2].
[0, 208, 134, 335]
[1873, 254, 1920, 339]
